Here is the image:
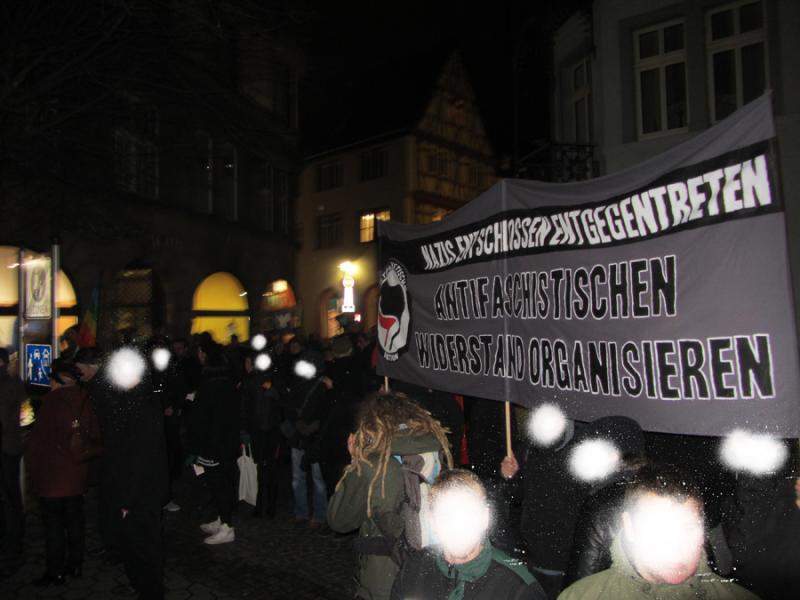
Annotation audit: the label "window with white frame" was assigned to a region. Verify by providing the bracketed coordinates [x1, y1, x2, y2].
[358, 209, 391, 243]
[572, 57, 593, 143]
[707, 0, 767, 122]
[634, 20, 688, 138]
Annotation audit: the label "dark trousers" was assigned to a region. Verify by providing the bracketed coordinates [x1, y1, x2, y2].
[39, 496, 84, 575]
[98, 475, 121, 557]
[251, 431, 280, 516]
[117, 505, 164, 600]
[204, 461, 236, 526]
[164, 419, 182, 483]
[0, 452, 24, 560]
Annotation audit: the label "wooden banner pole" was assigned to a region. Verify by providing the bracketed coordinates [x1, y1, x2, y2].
[504, 401, 512, 457]
[384, 375, 389, 393]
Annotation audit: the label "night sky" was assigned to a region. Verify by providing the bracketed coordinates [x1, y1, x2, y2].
[299, 0, 588, 161]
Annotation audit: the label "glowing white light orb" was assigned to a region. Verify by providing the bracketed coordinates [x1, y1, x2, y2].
[152, 348, 171, 372]
[527, 404, 568, 447]
[251, 334, 267, 351]
[720, 429, 788, 475]
[569, 439, 621, 482]
[107, 347, 146, 390]
[294, 359, 317, 379]
[254, 353, 272, 371]
[627, 494, 705, 585]
[431, 488, 490, 559]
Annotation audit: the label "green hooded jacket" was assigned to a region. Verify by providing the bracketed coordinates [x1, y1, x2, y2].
[558, 536, 760, 600]
[328, 431, 444, 600]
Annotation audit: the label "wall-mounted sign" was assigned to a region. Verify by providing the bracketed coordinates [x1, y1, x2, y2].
[25, 343, 52, 386]
[342, 275, 355, 313]
[24, 256, 52, 319]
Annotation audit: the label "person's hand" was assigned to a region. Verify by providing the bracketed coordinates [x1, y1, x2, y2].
[347, 433, 356, 457]
[500, 454, 519, 480]
[121, 509, 129, 519]
[321, 376, 333, 390]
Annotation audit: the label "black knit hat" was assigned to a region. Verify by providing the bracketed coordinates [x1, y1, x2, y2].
[75, 347, 103, 365]
[582, 415, 645, 460]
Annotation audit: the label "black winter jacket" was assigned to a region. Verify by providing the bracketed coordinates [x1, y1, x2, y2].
[99, 379, 169, 510]
[563, 468, 638, 587]
[188, 366, 240, 464]
[391, 544, 546, 600]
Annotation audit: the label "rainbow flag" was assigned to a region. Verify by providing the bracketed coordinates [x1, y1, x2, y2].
[76, 287, 99, 348]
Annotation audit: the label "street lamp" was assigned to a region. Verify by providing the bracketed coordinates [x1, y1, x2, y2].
[339, 261, 357, 313]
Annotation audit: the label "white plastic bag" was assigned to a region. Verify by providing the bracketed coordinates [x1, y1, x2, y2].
[237, 444, 258, 506]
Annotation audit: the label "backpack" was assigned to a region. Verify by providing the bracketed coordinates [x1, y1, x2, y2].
[397, 451, 442, 551]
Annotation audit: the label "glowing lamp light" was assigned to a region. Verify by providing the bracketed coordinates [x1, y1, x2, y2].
[107, 347, 147, 390]
[152, 348, 171, 372]
[527, 404, 568, 447]
[272, 279, 289, 294]
[720, 429, 788, 475]
[254, 353, 272, 371]
[569, 438, 621, 482]
[251, 334, 267, 351]
[339, 261, 357, 276]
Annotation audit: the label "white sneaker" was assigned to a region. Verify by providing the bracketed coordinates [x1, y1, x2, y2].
[163, 501, 181, 512]
[199, 517, 221, 534]
[203, 523, 235, 545]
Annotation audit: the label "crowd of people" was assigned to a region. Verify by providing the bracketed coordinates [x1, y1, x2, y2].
[0, 328, 799, 600]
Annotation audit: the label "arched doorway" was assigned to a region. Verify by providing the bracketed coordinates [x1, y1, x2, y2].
[191, 272, 250, 343]
[0, 246, 78, 353]
[362, 284, 379, 331]
[261, 279, 297, 331]
[110, 266, 165, 343]
[319, 287, 342, 339]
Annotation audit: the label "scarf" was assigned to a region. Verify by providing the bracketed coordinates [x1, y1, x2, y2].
[435, 541, 493, 600]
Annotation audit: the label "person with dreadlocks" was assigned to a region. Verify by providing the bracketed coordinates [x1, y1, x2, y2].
[328, 392, 453, 600]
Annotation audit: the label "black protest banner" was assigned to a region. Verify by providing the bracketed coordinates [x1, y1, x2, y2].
[376, 95, 800, 436]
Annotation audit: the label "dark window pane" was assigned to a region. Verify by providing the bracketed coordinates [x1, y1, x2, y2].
[574, 63, 585, 89]
[575, 97, 587, 143]
[711, 9, 735, 40]
[713, 50, 737, 119]
[665, 62, 687, 129]
[740, 2, 763, 33]
[663, 23, 684, 52]
[639, 30, 659, 59]
[640, 69, 661, 133]
[741, 43, 766, 103]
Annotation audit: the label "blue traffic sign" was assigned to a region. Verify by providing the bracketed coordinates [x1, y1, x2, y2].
[25, 344, 52, 386]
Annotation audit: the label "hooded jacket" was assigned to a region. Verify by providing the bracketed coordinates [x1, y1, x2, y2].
[328, 431, 446, 600]
[557, 536, 759, 600]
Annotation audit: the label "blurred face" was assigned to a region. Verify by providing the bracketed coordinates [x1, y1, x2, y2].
[622, 493, 705, 585]
[173, 341, 187, 357]
[431, 485, 490, 563]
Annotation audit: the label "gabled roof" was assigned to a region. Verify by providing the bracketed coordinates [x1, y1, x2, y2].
[301, 48, 452, 159]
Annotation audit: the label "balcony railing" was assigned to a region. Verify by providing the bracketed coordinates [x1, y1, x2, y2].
[516, 142, 597, 183]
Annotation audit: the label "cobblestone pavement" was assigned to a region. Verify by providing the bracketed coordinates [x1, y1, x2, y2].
[0, 465, 358, 599]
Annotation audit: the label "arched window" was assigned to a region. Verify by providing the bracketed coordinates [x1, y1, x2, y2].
[319, 287, 342, 339]
[110, 267, 164, 343]
[0, 246, 78, 352]
[362, 284, 379, 331]
[192, 272, 249, 343]
[260, 279, 296, 331]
